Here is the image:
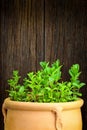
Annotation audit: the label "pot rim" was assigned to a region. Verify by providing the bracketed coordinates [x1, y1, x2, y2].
[2, 98, 84, 111]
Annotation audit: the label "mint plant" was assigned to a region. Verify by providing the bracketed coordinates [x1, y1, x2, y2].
[7, 71, 30, 101]
[7, 59, 85, 102]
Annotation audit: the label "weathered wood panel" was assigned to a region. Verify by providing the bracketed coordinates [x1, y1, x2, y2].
[45, 2, 87, 130]
[0, 0, 87, 130]
[0, 0, 44, 129]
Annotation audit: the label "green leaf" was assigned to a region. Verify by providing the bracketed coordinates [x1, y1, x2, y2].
[19, 86, 25, 93]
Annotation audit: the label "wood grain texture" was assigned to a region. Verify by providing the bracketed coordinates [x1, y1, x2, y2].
[0, 0, 87, 130]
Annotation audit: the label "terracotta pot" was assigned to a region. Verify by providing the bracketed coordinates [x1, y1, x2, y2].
[2, 98, 84, 130]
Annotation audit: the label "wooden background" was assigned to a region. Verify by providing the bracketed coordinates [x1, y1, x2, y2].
[0, 0, 87, 130]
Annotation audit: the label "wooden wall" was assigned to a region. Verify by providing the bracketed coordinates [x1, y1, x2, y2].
[0, 0, 87, 130]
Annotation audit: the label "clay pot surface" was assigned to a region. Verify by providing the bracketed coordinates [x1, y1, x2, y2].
[2, 98, 84, 130]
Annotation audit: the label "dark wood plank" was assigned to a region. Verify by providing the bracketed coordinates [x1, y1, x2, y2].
[45, 0, 55, 63]
[36, 0, 45, 70]
[27, 0, 37, 72]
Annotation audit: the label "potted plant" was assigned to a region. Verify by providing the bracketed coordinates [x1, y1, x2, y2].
[2, 59, 85, 130]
